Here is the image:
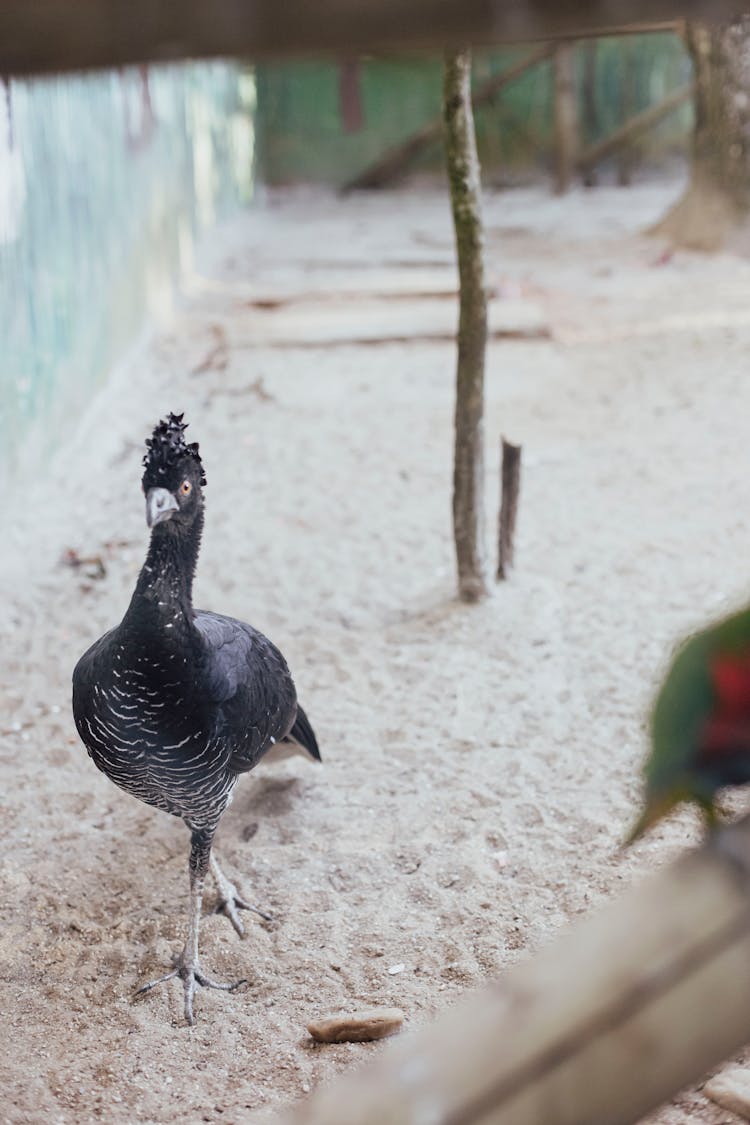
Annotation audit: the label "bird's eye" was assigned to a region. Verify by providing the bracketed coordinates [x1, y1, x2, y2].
[180, 480, 192, 496]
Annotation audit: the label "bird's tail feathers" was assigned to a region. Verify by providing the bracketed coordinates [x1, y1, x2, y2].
[285, 704, 321, 762]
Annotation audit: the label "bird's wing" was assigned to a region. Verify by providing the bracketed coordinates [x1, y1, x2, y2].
[194, 610, 299, 773]
[71, 627, 117, 737]
[72, 627, 117, 688]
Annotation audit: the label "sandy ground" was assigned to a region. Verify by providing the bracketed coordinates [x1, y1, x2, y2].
[5, 176, 750, 1124]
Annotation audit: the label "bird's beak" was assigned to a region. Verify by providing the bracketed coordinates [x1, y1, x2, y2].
[624, 790, 680, 847]
[146, 487, 179, 528]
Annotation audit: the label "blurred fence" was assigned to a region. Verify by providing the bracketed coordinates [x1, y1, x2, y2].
[256, 32, 690, 186]
[0, 62, 254, 485]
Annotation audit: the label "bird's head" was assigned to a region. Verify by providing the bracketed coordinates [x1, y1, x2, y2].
[141, 413, 206, 531]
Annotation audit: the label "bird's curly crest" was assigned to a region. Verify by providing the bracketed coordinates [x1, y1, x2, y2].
[142, 412, 206, 487]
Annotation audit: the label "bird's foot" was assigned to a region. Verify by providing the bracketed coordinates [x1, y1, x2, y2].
[135, 950, 247, 1025]
[210, 858, 272, 935]
[213, 884, 272, 936]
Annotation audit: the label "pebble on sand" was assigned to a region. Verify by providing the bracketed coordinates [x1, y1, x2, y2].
[704, 1068, 750, 1120]
[307, 1007, 405, 1044]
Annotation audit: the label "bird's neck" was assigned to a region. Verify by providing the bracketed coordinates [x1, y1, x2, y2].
[126, 511, 204, 631]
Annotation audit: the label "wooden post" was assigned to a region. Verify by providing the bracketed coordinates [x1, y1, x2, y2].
[443, 47, 489, 603]
[581, 39, 599, 187]
[338, 58, 363, 133]
[617, 36, 637, 185]
[270, 816, 750, 1125]
[553, 43, 579, 194]
[497, 438, 521, 580]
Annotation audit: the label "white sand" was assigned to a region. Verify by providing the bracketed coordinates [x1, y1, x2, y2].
[4, 176, 750, 1124]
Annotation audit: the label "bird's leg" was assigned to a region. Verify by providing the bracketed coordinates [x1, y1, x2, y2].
[210, 853, 272, 936]
[136, 828, 246, 1024]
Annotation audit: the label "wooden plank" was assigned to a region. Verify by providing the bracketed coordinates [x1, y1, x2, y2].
[0, 4, 722, 78]
[267, 816, 750, 1125]
[343, 44, 553, 192]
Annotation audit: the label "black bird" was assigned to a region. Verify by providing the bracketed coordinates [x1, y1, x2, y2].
[72, 413, 319, 1023]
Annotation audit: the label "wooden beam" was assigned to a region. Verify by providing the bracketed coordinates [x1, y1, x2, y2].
[343, 44, 553, 192]
[0, 4, 723, 78]
[577, 81, 694, 171]
[268, 816, 750, 1125]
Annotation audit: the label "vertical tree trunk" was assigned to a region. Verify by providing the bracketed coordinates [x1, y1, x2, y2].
[553, 43, 579, 194]
[443, 48, 489, 603]
[652, 19, 750, 250]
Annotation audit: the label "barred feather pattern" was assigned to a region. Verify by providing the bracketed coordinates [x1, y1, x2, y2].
[73, 637, 233, 828]
[73, 616, 300, 831]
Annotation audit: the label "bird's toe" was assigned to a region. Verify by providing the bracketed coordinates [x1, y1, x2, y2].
[217, 898, 246, 937]
[214, 891, 273, 933]
[134, 965, 180, 996]
[193, 967, 247, 992]
[135, 949, 247, 1024]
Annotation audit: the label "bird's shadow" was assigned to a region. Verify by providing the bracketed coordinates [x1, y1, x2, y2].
[234, 774, 304, 819]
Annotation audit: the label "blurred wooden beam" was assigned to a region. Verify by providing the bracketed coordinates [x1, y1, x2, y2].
[268, 816, 750, 1125]
[577, 81, 695, 172]
[0, 4, 716, 77]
